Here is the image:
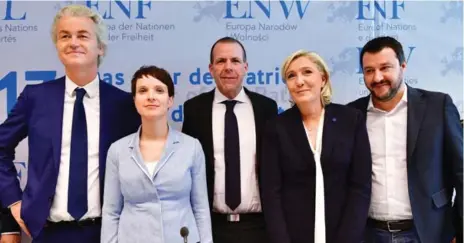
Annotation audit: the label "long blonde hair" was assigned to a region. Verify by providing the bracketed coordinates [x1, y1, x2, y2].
[281, 50, 333, 106]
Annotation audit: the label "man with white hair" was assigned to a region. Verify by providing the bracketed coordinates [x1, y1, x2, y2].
[0, 5, 139, 243]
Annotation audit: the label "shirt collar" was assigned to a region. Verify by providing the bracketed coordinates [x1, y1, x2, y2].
[65, 74, 100, 98]
[213, 86, 247, 104]
[367, 84, 408, 111]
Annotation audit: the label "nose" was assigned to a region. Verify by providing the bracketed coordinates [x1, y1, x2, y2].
[373, 69, 383, 82]
[147, 90, 155, 100]
[295, 74, 304, 87]
[224, 60, 233, 70]
[70, 36, 79, 48]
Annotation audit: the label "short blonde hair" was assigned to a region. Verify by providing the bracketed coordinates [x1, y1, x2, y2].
[51, 4, 108, 66]
[281, 50, 333, 106]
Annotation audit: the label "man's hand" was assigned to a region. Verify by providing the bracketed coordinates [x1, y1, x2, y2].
[0, 234, 20, 243]
[10, 202, 30, 237]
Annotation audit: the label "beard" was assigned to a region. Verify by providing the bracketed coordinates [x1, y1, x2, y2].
[368, 73, 404, 102]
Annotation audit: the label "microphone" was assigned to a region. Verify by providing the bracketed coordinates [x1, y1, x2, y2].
[180, 226, 189, 243]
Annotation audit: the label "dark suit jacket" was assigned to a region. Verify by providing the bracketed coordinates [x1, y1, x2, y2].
[0, 208, 19, 233]
[181, 88, 278, 209]
[0, 77, 140, 238]
[348, 86, 463, 243]
[260, 103, 372, 243]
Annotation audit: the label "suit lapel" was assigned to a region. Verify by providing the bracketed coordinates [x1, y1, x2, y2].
[356, 96, 370, 117]
[129, 127, 180, 181]
[153, 127, 179, 178]
[99, 81, 112, 188]
[286, 106, 314, 164]
[406, 87, 426, 162]
[321, 104, 336, 165]
[244, 88, 262, 158]
[202, 90, 215, 167]
[129, 129, 152, 181]
[50, 78, 66, 172]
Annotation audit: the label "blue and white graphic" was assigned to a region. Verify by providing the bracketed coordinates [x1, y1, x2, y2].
[0, 3, 462, 230]
[330, 47, 360, 76]
[193, 1, 226, 22]
[441, 47, 463, 76]
[192, 0, 310, 42]
[440, 1, 463, 23]
[327, 2, 357, 23]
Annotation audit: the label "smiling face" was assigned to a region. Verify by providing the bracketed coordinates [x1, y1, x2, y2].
[55, 15, 103, 69]
[284, 56, 327, 106]
[133, 75, 173, 120]
[362, 47, 406, 102]
[209, 42, 248, 99]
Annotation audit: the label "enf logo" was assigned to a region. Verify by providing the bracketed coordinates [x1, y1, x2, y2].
[330, 46, 416, 76]
[357, 0, 405, 20]
[86, 0, 152, 19]
[0, 0, 26, 20]
[225, 0, 311, 20]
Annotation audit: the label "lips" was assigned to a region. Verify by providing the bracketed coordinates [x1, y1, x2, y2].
[372, 81, 390, 88]
[66, 52, 84, 56]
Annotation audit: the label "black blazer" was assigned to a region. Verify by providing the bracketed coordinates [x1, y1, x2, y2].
[0, 207, 20, 234]
[181, 88, 278, 208]
[260, 103, 372, 243]
[348, 86, 463, 243]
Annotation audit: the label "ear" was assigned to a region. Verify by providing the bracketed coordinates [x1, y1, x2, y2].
[97, 43, 105, 57]
[208, 63, 213, 74]
[244, 62, 249, 72]
[400, 61, 407, 72]
[167, 96, 174, 109]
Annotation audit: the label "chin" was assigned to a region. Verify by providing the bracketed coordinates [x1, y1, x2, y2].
[142, 113, 165, 120]
[63, 60, 88, 67]
[374, 90, 390, 99]
[295, 94, 314, 102]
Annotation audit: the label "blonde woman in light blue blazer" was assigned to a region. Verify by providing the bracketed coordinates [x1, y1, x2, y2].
[101, 66, 213, 243]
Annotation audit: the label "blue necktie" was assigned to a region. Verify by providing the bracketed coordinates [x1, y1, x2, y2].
[222, 100, 241, 211]
[68, 88, 88, 220]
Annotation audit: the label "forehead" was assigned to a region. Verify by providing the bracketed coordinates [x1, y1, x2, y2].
[362, 48, 398, 66]
[136, 75, 166, 87]
[212, 42, 243, 60]
[56, 16, 96, 33]
[287, 56, 317, 71]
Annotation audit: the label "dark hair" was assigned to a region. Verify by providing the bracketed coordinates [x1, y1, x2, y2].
[360, 36, 405, 67]
[131, 65, 174, 97]
[209, 37, 247, 64]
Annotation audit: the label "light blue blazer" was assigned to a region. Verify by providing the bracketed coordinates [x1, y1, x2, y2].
[101, 126, 213, 243]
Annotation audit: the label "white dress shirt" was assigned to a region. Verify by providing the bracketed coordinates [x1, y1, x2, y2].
[49, 75, 101, 222]
[145, 161, 158, 178]
[303, 109, 326, 243]
[367, 85, 412, 221]
[212, 87, 261, 213]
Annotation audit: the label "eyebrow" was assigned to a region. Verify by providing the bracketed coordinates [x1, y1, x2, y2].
[299, 66, 313, 71]
[58, 30, 91, 35]
[380, 62, 394, 66]
[364, 62, 394, 68]
[215, 57, 242, 62]
[286, 66, 312, 74]
[285, 70, 295, 76]
[138, 84, 167, 89]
